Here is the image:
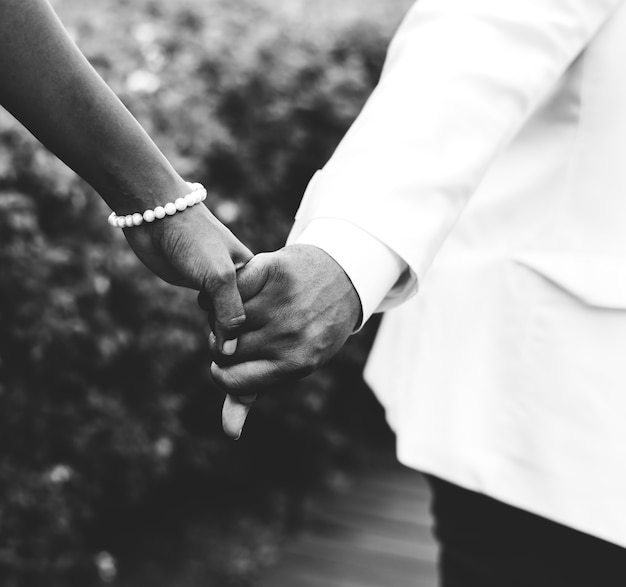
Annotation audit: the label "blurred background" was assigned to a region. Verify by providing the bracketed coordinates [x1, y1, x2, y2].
[0, 0, 435, 585]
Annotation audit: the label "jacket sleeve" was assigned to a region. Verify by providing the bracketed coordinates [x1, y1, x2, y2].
[288, 0, 623, 308]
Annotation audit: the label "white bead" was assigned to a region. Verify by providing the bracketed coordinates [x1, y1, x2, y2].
[106, 182, 206, 228]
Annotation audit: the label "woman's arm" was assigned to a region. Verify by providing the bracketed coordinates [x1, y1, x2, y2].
[0, 0, 252, 352]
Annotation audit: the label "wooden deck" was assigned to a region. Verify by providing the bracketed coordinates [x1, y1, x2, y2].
[256, 460, 439, 587]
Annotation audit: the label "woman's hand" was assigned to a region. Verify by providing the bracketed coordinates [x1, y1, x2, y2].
[124, 203, 253, 352]
[0, 0, 255, 351]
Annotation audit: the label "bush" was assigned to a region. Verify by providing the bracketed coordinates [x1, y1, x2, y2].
[0, 0, 407, 584]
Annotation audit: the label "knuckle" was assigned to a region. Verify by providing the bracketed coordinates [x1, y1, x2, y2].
[215, 313, 246, 330]
[208, 267, 235, 288]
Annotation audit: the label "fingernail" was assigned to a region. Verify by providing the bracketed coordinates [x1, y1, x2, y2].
[222, 338, 237, 355]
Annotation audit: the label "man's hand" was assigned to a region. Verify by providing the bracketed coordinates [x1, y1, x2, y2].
[124, 203, 253, 352]
[203, 244, 362, 394]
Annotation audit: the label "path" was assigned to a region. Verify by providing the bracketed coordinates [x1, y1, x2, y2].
[256, 459, 439, 587]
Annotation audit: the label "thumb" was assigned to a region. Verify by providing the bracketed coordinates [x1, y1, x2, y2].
[236, 252, 277, 302]
[198, 251, 276, 310]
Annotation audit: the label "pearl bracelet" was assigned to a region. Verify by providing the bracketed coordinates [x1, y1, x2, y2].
[107, 182, 207, 228]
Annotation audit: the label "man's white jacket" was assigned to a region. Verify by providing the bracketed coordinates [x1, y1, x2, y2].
[288, 0, 626, 547]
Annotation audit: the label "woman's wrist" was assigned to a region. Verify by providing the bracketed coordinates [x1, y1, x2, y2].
[98, 162, 192, 217]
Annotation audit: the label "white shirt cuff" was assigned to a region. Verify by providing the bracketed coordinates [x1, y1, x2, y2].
[292, 218, 408, 328]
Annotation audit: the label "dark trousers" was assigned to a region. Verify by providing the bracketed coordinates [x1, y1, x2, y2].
[425, 475, 626, 587]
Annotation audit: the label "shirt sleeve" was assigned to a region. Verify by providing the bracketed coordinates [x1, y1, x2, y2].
[287, 0, 623, 309]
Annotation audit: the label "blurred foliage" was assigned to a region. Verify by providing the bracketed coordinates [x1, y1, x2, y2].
[0, 0, 411, 584]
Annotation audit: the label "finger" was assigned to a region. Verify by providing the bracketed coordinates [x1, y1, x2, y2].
[205, 261, 247, 355]
[201, 255, 276, 341]
[165, 207, 253, 353]
[221, 393, 258, 440]
[210, 293, 269, 337]
[207, 331, 226, 365]
[197, 293, 217, 339]
[197, 260, 247, 312]
[199, 255, 267, 310]
[235, 253, 275, 301]
[208, 326, 284, 367]
[211, 359, 299, 395]
[205, 306, 217, 334]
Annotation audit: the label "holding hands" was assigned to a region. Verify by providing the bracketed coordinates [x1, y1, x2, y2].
[123, 195, 253, 352]
[200, 244, 362, 438]
[0, 0, 360, 440]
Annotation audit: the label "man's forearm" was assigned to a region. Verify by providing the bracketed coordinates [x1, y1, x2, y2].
[0, 0, 189, 212]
